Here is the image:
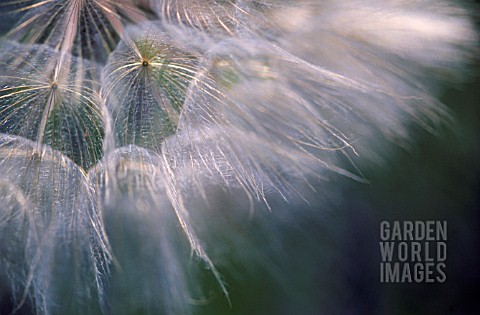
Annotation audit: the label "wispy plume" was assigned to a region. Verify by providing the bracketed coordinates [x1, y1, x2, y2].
[3, 0, 148, 62]
[0, 41, 105, 170]
[0, 0, 478, 314]
[0, 134, 110, 315]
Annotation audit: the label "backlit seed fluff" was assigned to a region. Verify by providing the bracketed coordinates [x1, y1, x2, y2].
[0, 0, 478, 314]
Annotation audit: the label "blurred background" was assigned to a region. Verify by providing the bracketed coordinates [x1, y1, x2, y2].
[188, 54, 480, 315]
[195, 76, 480, 315]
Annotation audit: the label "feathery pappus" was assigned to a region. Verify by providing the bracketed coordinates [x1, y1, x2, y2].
[0, 0, 478, 314]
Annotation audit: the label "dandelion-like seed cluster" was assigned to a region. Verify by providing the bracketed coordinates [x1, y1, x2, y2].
[0, 0, 477, 314]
